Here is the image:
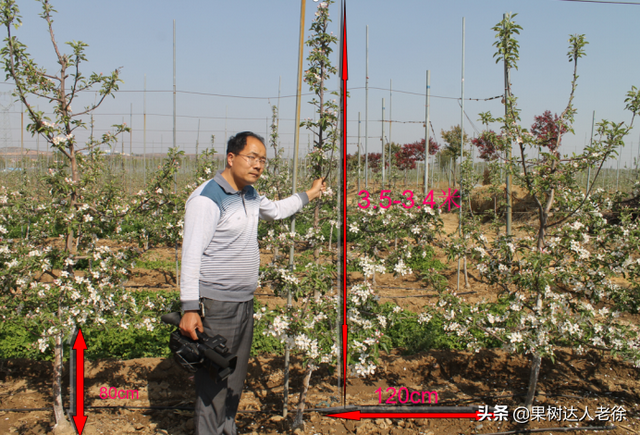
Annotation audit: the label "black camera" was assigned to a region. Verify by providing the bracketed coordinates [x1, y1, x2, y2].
[161, 312, 237, 382]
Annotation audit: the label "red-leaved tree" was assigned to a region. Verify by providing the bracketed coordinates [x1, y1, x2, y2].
[394, 138, 440, 170]
[530, 110, 568, 152]
[471, 130, 501, 161]
[367, 152, 383, 173]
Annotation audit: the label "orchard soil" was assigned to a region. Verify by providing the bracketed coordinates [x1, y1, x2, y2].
[1, 213, 639, 434]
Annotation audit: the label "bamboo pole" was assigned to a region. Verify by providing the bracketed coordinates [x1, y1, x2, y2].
[284, 0, 306, 418]
[365, 25, 369, 189]
[381, 98, 385, 187]
[144, 75, 147, 186]
[424, 70, 430, 195]
[173, 20, 179, 286]
[195, 119, 200, 167]
[457, 17, 465, 292]
[129, 103, 133, 192]
[358, 112, 361, 191]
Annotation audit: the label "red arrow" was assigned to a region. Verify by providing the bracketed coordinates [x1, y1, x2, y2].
[339, 0, 348, 404]
[72, 328, 87, 434]
[328, 410, 483, 421]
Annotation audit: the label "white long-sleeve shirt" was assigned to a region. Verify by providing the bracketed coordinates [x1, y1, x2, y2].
[180, 170, 308, 311]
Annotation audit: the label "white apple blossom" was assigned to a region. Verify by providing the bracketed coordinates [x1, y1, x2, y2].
[393, 258, 411, 276]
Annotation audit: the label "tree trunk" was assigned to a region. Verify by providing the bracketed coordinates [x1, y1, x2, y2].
[291, 365, 314, 431]
[313, 200, 321, 261]
[66, 148, 78, 254]
[524, 353, 542, 409]
[52, 333, 74, 434]
[463, 256, 469, 288]
[65, 230, 75, 254]
[328, 222, 334, 254]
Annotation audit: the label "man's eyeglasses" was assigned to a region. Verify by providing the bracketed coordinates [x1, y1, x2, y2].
[235, 153, 267, 166]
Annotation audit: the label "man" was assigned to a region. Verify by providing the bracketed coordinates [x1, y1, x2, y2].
[179, 131, 325, 434]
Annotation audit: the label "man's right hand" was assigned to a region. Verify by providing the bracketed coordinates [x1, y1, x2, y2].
[179, 311, 204, 341]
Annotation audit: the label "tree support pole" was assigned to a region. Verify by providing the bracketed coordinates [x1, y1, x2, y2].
[284, 0, 306, 419]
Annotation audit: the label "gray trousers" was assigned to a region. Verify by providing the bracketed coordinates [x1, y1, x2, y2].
[194, 298, 254, 435]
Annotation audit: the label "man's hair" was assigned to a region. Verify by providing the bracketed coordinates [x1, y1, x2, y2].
[226, 131, 265, 155]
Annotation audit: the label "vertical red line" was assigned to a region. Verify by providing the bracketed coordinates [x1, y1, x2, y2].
[72, 328, 87, 434]
[76, 347, 84, 417]
[340, 0, 348, 405]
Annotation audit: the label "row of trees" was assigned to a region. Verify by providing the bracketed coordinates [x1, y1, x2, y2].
[348, 109, 568, 178]
[472, 110, 570, 161]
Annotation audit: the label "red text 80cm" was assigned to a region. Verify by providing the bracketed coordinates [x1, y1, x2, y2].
[99, 386, 139, 400]
[376, 387, 438, 404]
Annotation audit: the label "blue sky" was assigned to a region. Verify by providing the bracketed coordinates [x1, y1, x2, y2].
[1, 0, 639, 167]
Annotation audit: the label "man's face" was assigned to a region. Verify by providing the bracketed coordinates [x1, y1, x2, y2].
[227, 136, 267, 190]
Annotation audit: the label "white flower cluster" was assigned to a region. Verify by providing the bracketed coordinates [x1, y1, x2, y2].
[417, 313, 432, 325]
[568, 221, 584, 231]
[350, 283, 374, 306]
[422, 206, 435, 215]
[6, 258, 18, 268]
[253, 306, 267, 321]
[141, 318, 155, 332]
[509, 332, 523, 343]
[358, 256, 385, 279]
[570, 240, 590, 260]
[37, 337, 49, 353]
[393, 258, 412, 276]
[294, 334, 320, 359]
[277, 268, 299, 286]
[474, 246, 488, 258]
[353, 359, 376, 377]
[486, 313, 508, 325]
[303, 226, 325, 244]
[347, 308, 375, 331]
[265, 315, 289, 340]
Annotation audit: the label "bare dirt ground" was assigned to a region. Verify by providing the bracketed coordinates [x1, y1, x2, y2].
[1, 348, 639, 434]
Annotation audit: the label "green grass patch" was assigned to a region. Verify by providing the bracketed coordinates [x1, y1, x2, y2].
[134, 257, 180, 272]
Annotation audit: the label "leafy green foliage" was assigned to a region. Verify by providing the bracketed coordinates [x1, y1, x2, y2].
[0, 290, 180, 361]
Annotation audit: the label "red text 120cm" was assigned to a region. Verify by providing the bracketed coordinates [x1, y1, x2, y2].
[375, 387, 438, 404]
